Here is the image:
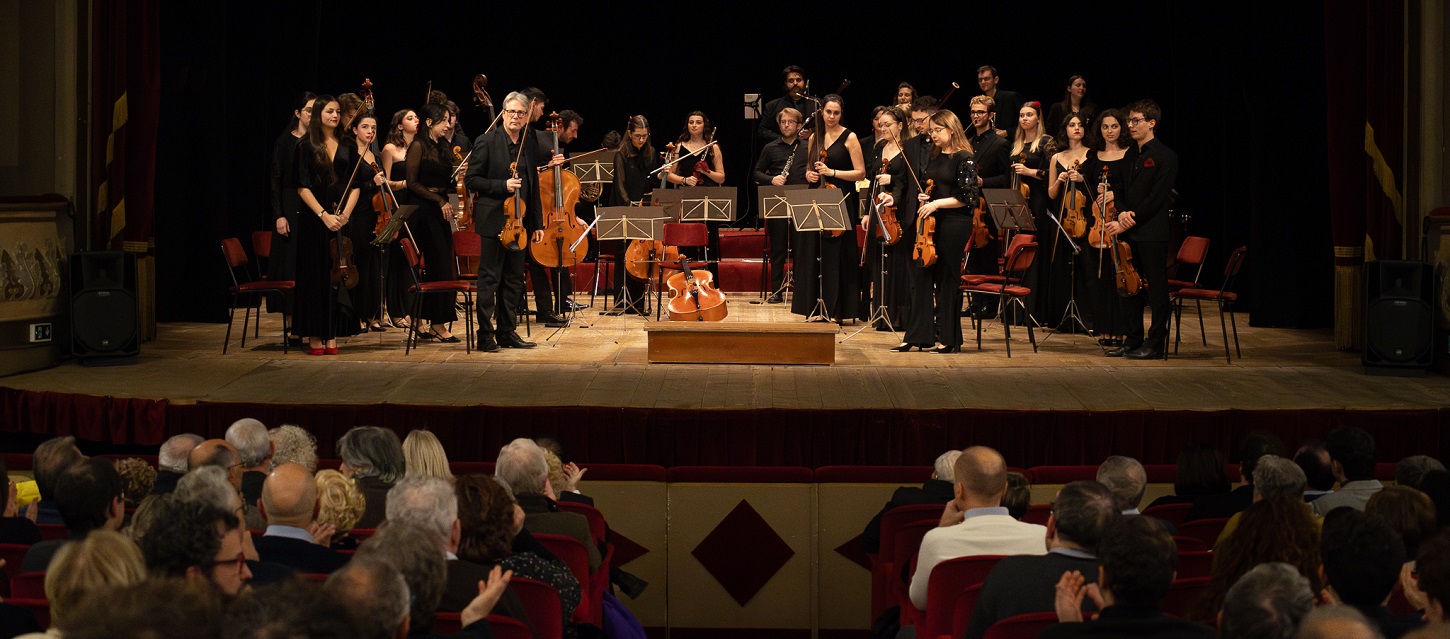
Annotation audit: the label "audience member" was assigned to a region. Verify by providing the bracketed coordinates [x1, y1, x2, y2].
[220, 577, 359, 639]
[1321, 509, 1421, 638]
[1366, 486, 1438, 558]
[909, 446, 1046, 610]
[268, 424, 319, 472]
[316, 468, 367, 549]
[1296, 605, 1386, 639]
[403, 430, 455, 483]
[28, 530, 147, 637]
[1192, 494, 1322, 623]
[964, 481, 1118, 639]
[355, 520, 448, 635]
[1406, 529, 1450, 625]
[1313, 427, 1383, 516]
[115, 457, 157, 507]
[61, 578, 224, 639]
[1003, 471, 1031, 520]
[226, 418, 274, 513]
[32, 435, 86, 524]
[22, 457, 124, 571]
[1220, 562, 1315, 639]
[1216, 455, 1309, 545]
[324, 556, 413, 639]
[543, 447, 590, 506]
[1097, 456, 1149, 515]
[861, 450, 960, 553]
[1395, 456, 1445, 492]
[189, 439, 262, 529]
[495, 438, 601, 571]
[0, 455, 42, 544]
[154, 433, 204, 495]
[1192, 431, 1287, 521]
[1295, 440, 1337, 501]
[139, 496, 254, 599]
[255, 463, 349, 574]
[1045, 516, 1216, 638]
[338, 426, 406, 529]
[1145, 443, 1232, 511]
[1419, 470, 1450, 529]
[125, 493, 160, 542]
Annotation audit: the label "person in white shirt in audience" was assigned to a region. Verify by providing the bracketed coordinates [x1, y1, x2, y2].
[1313, 427, 1383, 516]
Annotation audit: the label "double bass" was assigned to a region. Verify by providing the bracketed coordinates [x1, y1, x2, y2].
[913, 179, 937, 267]
[530, 113, 589, 268]
[665, 254, 728, 321]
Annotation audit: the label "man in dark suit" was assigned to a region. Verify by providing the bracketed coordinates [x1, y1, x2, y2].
[975, 66, 1024, 142]
[1321, 510, 1423, 638]
[1104, 99, 1178, 360]
[465, 91, 558, 352]
[253, 463, 348, 575]
[860, 450, 960, 554]
[495, 437, 601, 572]
[1041, 516, 1216, 639]
[151, 433, 203, 496]
[964, 481, 1119, 639]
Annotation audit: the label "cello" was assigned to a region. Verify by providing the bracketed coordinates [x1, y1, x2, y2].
[531, 113, 589, 269]
[665, 254, 728, 321]
[912, 179, 937, 267]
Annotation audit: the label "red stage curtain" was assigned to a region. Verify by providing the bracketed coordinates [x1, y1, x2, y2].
[90, 0, 161, 253]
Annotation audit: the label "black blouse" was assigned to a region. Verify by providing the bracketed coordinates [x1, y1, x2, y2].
[611, 146, 658, 206]
[921, 149, 980, 211]
[405, 135, 455, 208]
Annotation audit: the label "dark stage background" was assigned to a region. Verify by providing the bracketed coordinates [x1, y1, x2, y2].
[155, 1, 1332, 330]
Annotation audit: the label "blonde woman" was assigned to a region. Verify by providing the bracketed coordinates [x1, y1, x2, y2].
[315, 469, 366, 549]
[403, 430, 454, 482]
[19, 530, 146, 638]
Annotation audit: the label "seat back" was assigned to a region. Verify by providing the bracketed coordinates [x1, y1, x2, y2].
[983, 611, 1061, 639]
[872, 503, 944, 618]
[1176, 550, 1214, 579]
[1141, 502, 1193, 527]
[1172, 535, 1211, 552]
[8, 597, 49, 631]
[221, 237, 250, 269]
[1162, 576, 1211, 618]
[12, 571, 45, 598]
[399, 238, 426, 288]
[252, 230, 273, 259]
[532, 532, 595, 624]
[1175, 518, 1230, 549]
[950, 583, 986, 639]
[349, 528, 377, 542]
[453, 230, 482, 277]
[0, 543, 28, 583]
[488, 614, 535, 639]
[510, 576, 565, 639]
[1219, 246, 1248, 295]
[1004, 233, 1035, 260]
[555, 501, 608, 545]
[37, 524, 66, 541]
[1021, 503, 1052, 525]
[663, 222, 708, 248]
[433, 612, 463, 636]
[922, 555, 1006, 639]
[878, 504, 946, 557]
[1174, 236, 1210, 285]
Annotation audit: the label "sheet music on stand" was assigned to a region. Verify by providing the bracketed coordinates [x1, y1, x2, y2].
[758, 184, 809, 220]
[983, 188, 1036, 232]
[785, 189, 850, 232]
[595, 206, 666, 241]
[678, 186, 737, 222]
[570, 159, 614, 185]
[370, 205, 419, 246]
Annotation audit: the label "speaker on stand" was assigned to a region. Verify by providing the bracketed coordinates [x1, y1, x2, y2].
[70, 251, 139, 364]
[1363, 259, 1433, 375]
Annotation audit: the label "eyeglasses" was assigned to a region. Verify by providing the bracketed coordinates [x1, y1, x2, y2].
[1127, 117, 1147, 125]
[210, 552, 247, 572]
[969, 110, 989, 116]
[630, 133, 649, 140]
[910, 117, 928, 124]
[929, 127, 947, 135]
[503, 109, 528, 117]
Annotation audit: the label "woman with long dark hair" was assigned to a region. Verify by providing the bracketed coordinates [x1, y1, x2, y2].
[1082, 109, 1134, 345]
[381, 109, 418, 329]
[1045, 75, 1096, 140]
[794, 94, 865, 323]
[268, 91, 314, 342]
[1043, 113, 1092, 331]
[293, 95, 363, 355]
[609, 115, 658, 314]
[403, 103, 461, 342]
[337, 111, 388, 333]
[666, 111, 726, 275]
[860, 105, 914, 331]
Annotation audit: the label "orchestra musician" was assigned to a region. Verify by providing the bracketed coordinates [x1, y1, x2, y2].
[1008, 101, 1058, 323]
[880, 110, 980, 353]
[794, 94, 865, 322]
[758, 65, 811, 145]
[336, 111, 387, 333]
[268, 91, 314, 344]
[608, 116, 658, 315]
[751, 107, 809, 304]
[666, 111, 726, 277]
[1044, 113, 1092, 330]
[1103, 100, 1177, 360]
[1045, 75, 1096, 142]
[403, 104, 463, 344]
[859, 105, 914, 330]
[520, 87, 570, 328]
[895, 83, 917, 108]
[464, 92, 549, 352]
[337, 93, 364, 133]
[292, 95, 363, 355]
[381, 109, 418, 330]
[975, 65, 1024, 140]
[1083, 109, 1133, 347]
[962, 95, 1012, 320]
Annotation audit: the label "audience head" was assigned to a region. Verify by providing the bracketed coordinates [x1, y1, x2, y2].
[496, 437, 551, 496]
[1415, 529, 1450, 624]
[45, 529, 147, 631]
[338, 426, 406, 483]
[1320, 508, 1405, 609]
[56, 457, 125, 534]
[455, 474, 518, 565]
[316, 469, 367, 538]
[384, 475, 457, 545]
[190, 439, 243, 489]
[176, 465, 244, 515]
[1295, 605, 1384, 639]
[1364, 485, 1437, 558]
[1294, 441, 1337, 493]
[62, 578, 223, 639]
[544, 448, 570, 493]
[1193, 494, 1323, 621]
[1096, 515, 1176, 608]
[126, 494, 161, 542]
[1395, 455, 1445, 490]
[953, 446, 1009, 506]
[259, 463, 319, 528]
[1175, 443, 1231, 496]
[1049, 481, 1119, 551]
[114, 457, 157, 506]
[1096, 455, 1148, 512]
[403, 430, 454, 482]
[1240, 431, 1287, 486]
[325, 556, 412, 639]
[1325, 426, 1377, 483]
[34, 435, 86, 501]
[140, 496, 252, 598]
[1219, 562, 1315, 639]
[1003, 471, 1031, 520]
[535, 436, 563, 458]
[225, 418, 273, 469]
[222, 577, 358, 639]
[357, 521, 446, 635]
[159, 433, 205, 473]
[268, 424, 318, 472]
[932, 449, 962, 482]
[1253, 455, 1308, 500]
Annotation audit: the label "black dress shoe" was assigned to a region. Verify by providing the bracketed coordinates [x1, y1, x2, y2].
[765, 293, 784, 304]
[888, 343, 921, 352]
[476, 335, 500, 352]
[540, 312, 569, 328]
[929, 344, 962, 354]
[1106, 345, 1136, 357]
[1125, 344, 1166, 360]
[498, 332, 537, 348]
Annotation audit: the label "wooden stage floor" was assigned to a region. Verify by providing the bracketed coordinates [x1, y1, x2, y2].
[5, 299, 1449, 413]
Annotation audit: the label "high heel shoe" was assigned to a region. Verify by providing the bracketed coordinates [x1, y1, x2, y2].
[889, 343, 923, 352]
[307, 348, 324, 356]
[929, 344, 961, 354]
[323, 347, 339, 355]
[430, 328, 461, 343]
[412, 329, 438, 342]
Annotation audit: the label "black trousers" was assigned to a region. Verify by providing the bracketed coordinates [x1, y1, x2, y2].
[767, 218, 791, 292]
[1120, 239, 1170, 347]
[905, 214, 969, 347]
[476, 235, 526, 336]
[528, 262, 574, 315]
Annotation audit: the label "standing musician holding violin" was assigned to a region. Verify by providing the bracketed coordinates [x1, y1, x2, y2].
[403, 104, 465, 344]
[794, 94, 865, 322]
[1045, 113, 1091, 331]
[1010, 101, 1057, 324]
[1102, 100, 1177, 360]
[464, 92, 550, 352]
[878, 110, 980, 353]
[1082, 108, 1134, 347]
[859, 105, 913, 331]
[381, 108, 419, 330]
[962, 95, 1013, 320]
[336, 110, 389, 333]
[293, 95, 363, 356]
[665, 112, 726, 278]
[751, 107, 809, 304]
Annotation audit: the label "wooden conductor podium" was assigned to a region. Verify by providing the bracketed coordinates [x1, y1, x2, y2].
[644, 322, 837, 365]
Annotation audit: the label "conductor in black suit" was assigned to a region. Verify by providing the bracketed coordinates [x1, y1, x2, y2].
[1104, 99, 1178, 360]
[465, 92, 560, 352]
[253, 463, 349, 575]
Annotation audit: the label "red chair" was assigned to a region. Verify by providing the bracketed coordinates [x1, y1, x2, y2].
[921, 555, 1006, 639]
[1173, 246, 1247, 363]
[871, 504, 945, 619]
[488, 614, 534, 639]
[12, 571, 45, 598]
[510, 576, 565, 639]
[8, 597, 49, 630]
[892, 520, 942, 624]
[554, 501, 607, 546]
[962, 233, 1035, 287]
[532, 533, 599, 626]
[1172, 536, 1211, 552]
[221, 237, 295, 354]
[1162, 576, 1211, 618]
[1021, 503, 1052, 525]
[453, 230, 482, 281]
[949, 583, 985, 639]
[964, 241, 1040, 357]
[654, 222, 711, 319]
[1142, 502, 1193, 528]
[0, 543, 28, 583]
[37, 524, 66, 542]
[434, 611, 463, 636]
[1176, 550, 1214, 579]
[1175, 518, 1230, 549]
[1168, 236, 1211, 292]
[251, 230, 274, 280]
[983, 611, 1061, 639]
[399, 238, 474, 355]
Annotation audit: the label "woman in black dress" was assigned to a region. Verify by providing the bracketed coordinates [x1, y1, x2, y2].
[891, 110, 979, 353]
[1044, 113, 1092, 331]
[268, 91, 313, 340]
[1083, 108, 1135, 346]
[610, 116, 659, 314]
[404, 104, 462, 342]
[665, 112, 726, 275]
[1045, 75, 1096, 141]
[337, 111, 389, 333]
[794, 94, 865, 322]
[1009, 101, 1058, 323]
[381, 109, 418, 329]
[293, 95, 363, 355]
[860, 105, 914, 330]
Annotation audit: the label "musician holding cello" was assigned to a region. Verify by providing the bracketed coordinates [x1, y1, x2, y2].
[464, 92, 550, 352]
[293, 95, 363, 355]
[1102, 99, 1177, 360]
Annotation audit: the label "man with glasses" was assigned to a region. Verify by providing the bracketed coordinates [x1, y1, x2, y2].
[1103, 100, 1177, 360]
[465, 92, 550, 352]
[519, 88, 575, 328]
[963, 95, 1012, 319]
[140, 496, 254, 599]
[752, 107, 810, 303]
[975, 65, 1023, 141]
[758, 65, 812, 145]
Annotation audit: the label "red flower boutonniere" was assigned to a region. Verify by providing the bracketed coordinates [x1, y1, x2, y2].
[1143, 157, 1156, 168]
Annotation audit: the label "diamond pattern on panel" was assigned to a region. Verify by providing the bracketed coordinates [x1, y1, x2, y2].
[691, 499, 796, 606]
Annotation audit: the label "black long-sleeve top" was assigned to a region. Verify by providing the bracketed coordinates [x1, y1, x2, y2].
[921, 149, 980, 212]
[270, 132, 303, 222]
[610, 146, 658, 206]
[969, 129, 1012, 189]
[758, 93, 813, 144]
[752, 136, 809, 185]
[335, 143, 381, 200]
[1119, 138, 1178, 242]
[891, 135, 936, 218]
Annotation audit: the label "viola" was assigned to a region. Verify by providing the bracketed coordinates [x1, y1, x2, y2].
[328, 202, 359, 289]
[532, 112, 589, 269]
[1061, 159, 1087, 238]
[872, 158, 902, 245]
[666, 255, 728, 321]
[1087, 167, 1114, 250]
[499, 161, 528, 251]
[1009, 152, 1031, 200]
[913, 179, 938, 267]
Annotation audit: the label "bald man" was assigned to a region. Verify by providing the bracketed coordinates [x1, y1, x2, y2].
[253, 463, 348, 574]
[908, 446, 1048, 610]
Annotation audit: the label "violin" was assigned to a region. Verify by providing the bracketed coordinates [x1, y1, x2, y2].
[1060, 159, 1088, 238]
[872, 157, 902, 245]
[970, 197, 991, 249]
[1010, 152, 1031, 200]
[913, 179, 938, 267]
[360, 78, 374, 111]
[499, 161, 528, 251]
[370, 160, 399, 239]
[531, 112, 589, 269]
[665, 254, 728, 321]
[815, 147, 846, 238]
[1087, 167, 1114, 250]
[328, 201, 359, 289]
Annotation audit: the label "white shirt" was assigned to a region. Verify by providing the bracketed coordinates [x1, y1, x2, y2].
[908, 508, 1048, 609]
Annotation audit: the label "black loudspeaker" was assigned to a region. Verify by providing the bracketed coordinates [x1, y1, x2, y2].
[1363, 260, 1433, 374]
[70, 251, 139, 361]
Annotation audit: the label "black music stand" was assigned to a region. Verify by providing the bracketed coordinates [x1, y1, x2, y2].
[570, 159, 614, 185]
[786, 189, 850, 325]
[756, 184, 808, 302]
[596, 207, 666, 329]
[1037, 200, 1093, 344]
[650, 190, 685, 221]
[844, 197, 900, 343]
[678, 186, 737, 223]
